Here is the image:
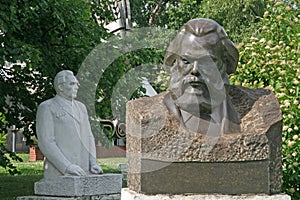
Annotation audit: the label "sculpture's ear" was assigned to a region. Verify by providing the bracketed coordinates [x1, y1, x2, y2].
[57, 84, 64, 92]
[222, 39, 239, 74]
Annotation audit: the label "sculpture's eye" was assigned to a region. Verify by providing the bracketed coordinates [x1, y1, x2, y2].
[171, 59, 176, 66]
[182, 58, 190, 64]
[70, 82, 79, 86]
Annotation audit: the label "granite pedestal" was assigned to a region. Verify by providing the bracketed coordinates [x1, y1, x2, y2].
[35, 174, 121, 196]
[121, 188, 291, 200]
[17, 174, 122, 200]
[126, 87, 283, 195]
[130, 159, 275, 194]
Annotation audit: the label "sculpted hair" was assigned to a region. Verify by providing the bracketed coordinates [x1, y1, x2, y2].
[53, 70, 74, 93]
[164, 18, 239, 74]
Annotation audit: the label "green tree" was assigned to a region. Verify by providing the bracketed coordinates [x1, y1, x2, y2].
[0, 0, 111, 139]
[131, 0, 267, 43]
[230, 0, 300, 198]
[0, 112, 23, 175]
[78, 27, 175, 143]
[200, 0, 266, 43]
[0, 0, 112, 172]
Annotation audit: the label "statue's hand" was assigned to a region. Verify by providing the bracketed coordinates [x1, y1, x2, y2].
[90, 164, 103, 174]
[66, 164, 87, 176]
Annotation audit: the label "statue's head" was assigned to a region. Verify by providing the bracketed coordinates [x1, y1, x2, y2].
[54, 70, 79, 100]
[164, 18, 239, 113]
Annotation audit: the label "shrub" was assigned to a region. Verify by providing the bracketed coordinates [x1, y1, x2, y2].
[0, 112, 23, 175]
[230, 0, 300, 198]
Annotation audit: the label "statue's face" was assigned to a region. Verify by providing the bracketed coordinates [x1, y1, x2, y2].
[169, 32, 227, 112]
[59, 75, 79, 100]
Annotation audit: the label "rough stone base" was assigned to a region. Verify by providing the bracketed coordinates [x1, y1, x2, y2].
[126, 90, 283, 195]
[121, 188, 291, 200]
[34, 174, 122, 197]
[17, 194, 120, 200]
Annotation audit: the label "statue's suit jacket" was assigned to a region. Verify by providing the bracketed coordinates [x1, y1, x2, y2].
[36, 95, 97, 179]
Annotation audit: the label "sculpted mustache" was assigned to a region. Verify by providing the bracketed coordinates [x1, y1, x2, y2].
[182, 76, 206, 88]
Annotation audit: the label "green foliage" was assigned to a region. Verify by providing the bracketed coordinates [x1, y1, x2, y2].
[96, 49, 166, 122]
[200, 0, 267, 43]
[131, 0, 266, 43]
[0, 0, 111, 143]
[130, 0, 174, 27]
[230, 1, 300, 198]
[0, 112, 23, 175]
[156, 0, 203, 30]
[79, 27, 175, 142]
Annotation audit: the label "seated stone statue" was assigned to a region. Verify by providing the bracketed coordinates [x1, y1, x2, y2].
[36, 70, 103, 179]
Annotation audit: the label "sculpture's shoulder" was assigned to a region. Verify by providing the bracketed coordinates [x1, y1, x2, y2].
[37, 97, 57, 111]
[228, 85, 279, 107]
[73, 99, 88, 112]
[36, 98, 61, 120]
[74, 99, 86, 107]
[227, 85, 281, 122]
[228, 85, 274, 99]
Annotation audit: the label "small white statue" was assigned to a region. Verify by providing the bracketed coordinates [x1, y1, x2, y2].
[36, 70, 103, 179]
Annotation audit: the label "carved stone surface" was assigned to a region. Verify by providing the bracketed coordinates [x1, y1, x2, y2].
[32, 71, 123, 199]
[126, 85, 282, 194]
[121, 188, 291, 200]
[36, 70, 103, 179]
[34, 174, 122, 197]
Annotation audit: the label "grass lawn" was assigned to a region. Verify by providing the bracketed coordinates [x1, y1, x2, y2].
[0, 154, 126, 199]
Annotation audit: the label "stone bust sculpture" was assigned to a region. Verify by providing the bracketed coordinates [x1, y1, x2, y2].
[126, 18, 282, 195]
[36, 70, 103, 179]
[163, 18, 240, 135]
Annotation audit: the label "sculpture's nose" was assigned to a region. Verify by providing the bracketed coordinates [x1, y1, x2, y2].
[75, 83, 79, 90]
[191, 61, 200, 77]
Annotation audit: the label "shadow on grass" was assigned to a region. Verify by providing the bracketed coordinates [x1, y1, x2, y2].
[0, 164, 43, 199]
[0, 175, 43, 199]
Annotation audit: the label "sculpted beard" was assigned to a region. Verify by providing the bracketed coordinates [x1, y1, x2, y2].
[169, 59, 227, 117]
[169, 64, 212, 115]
